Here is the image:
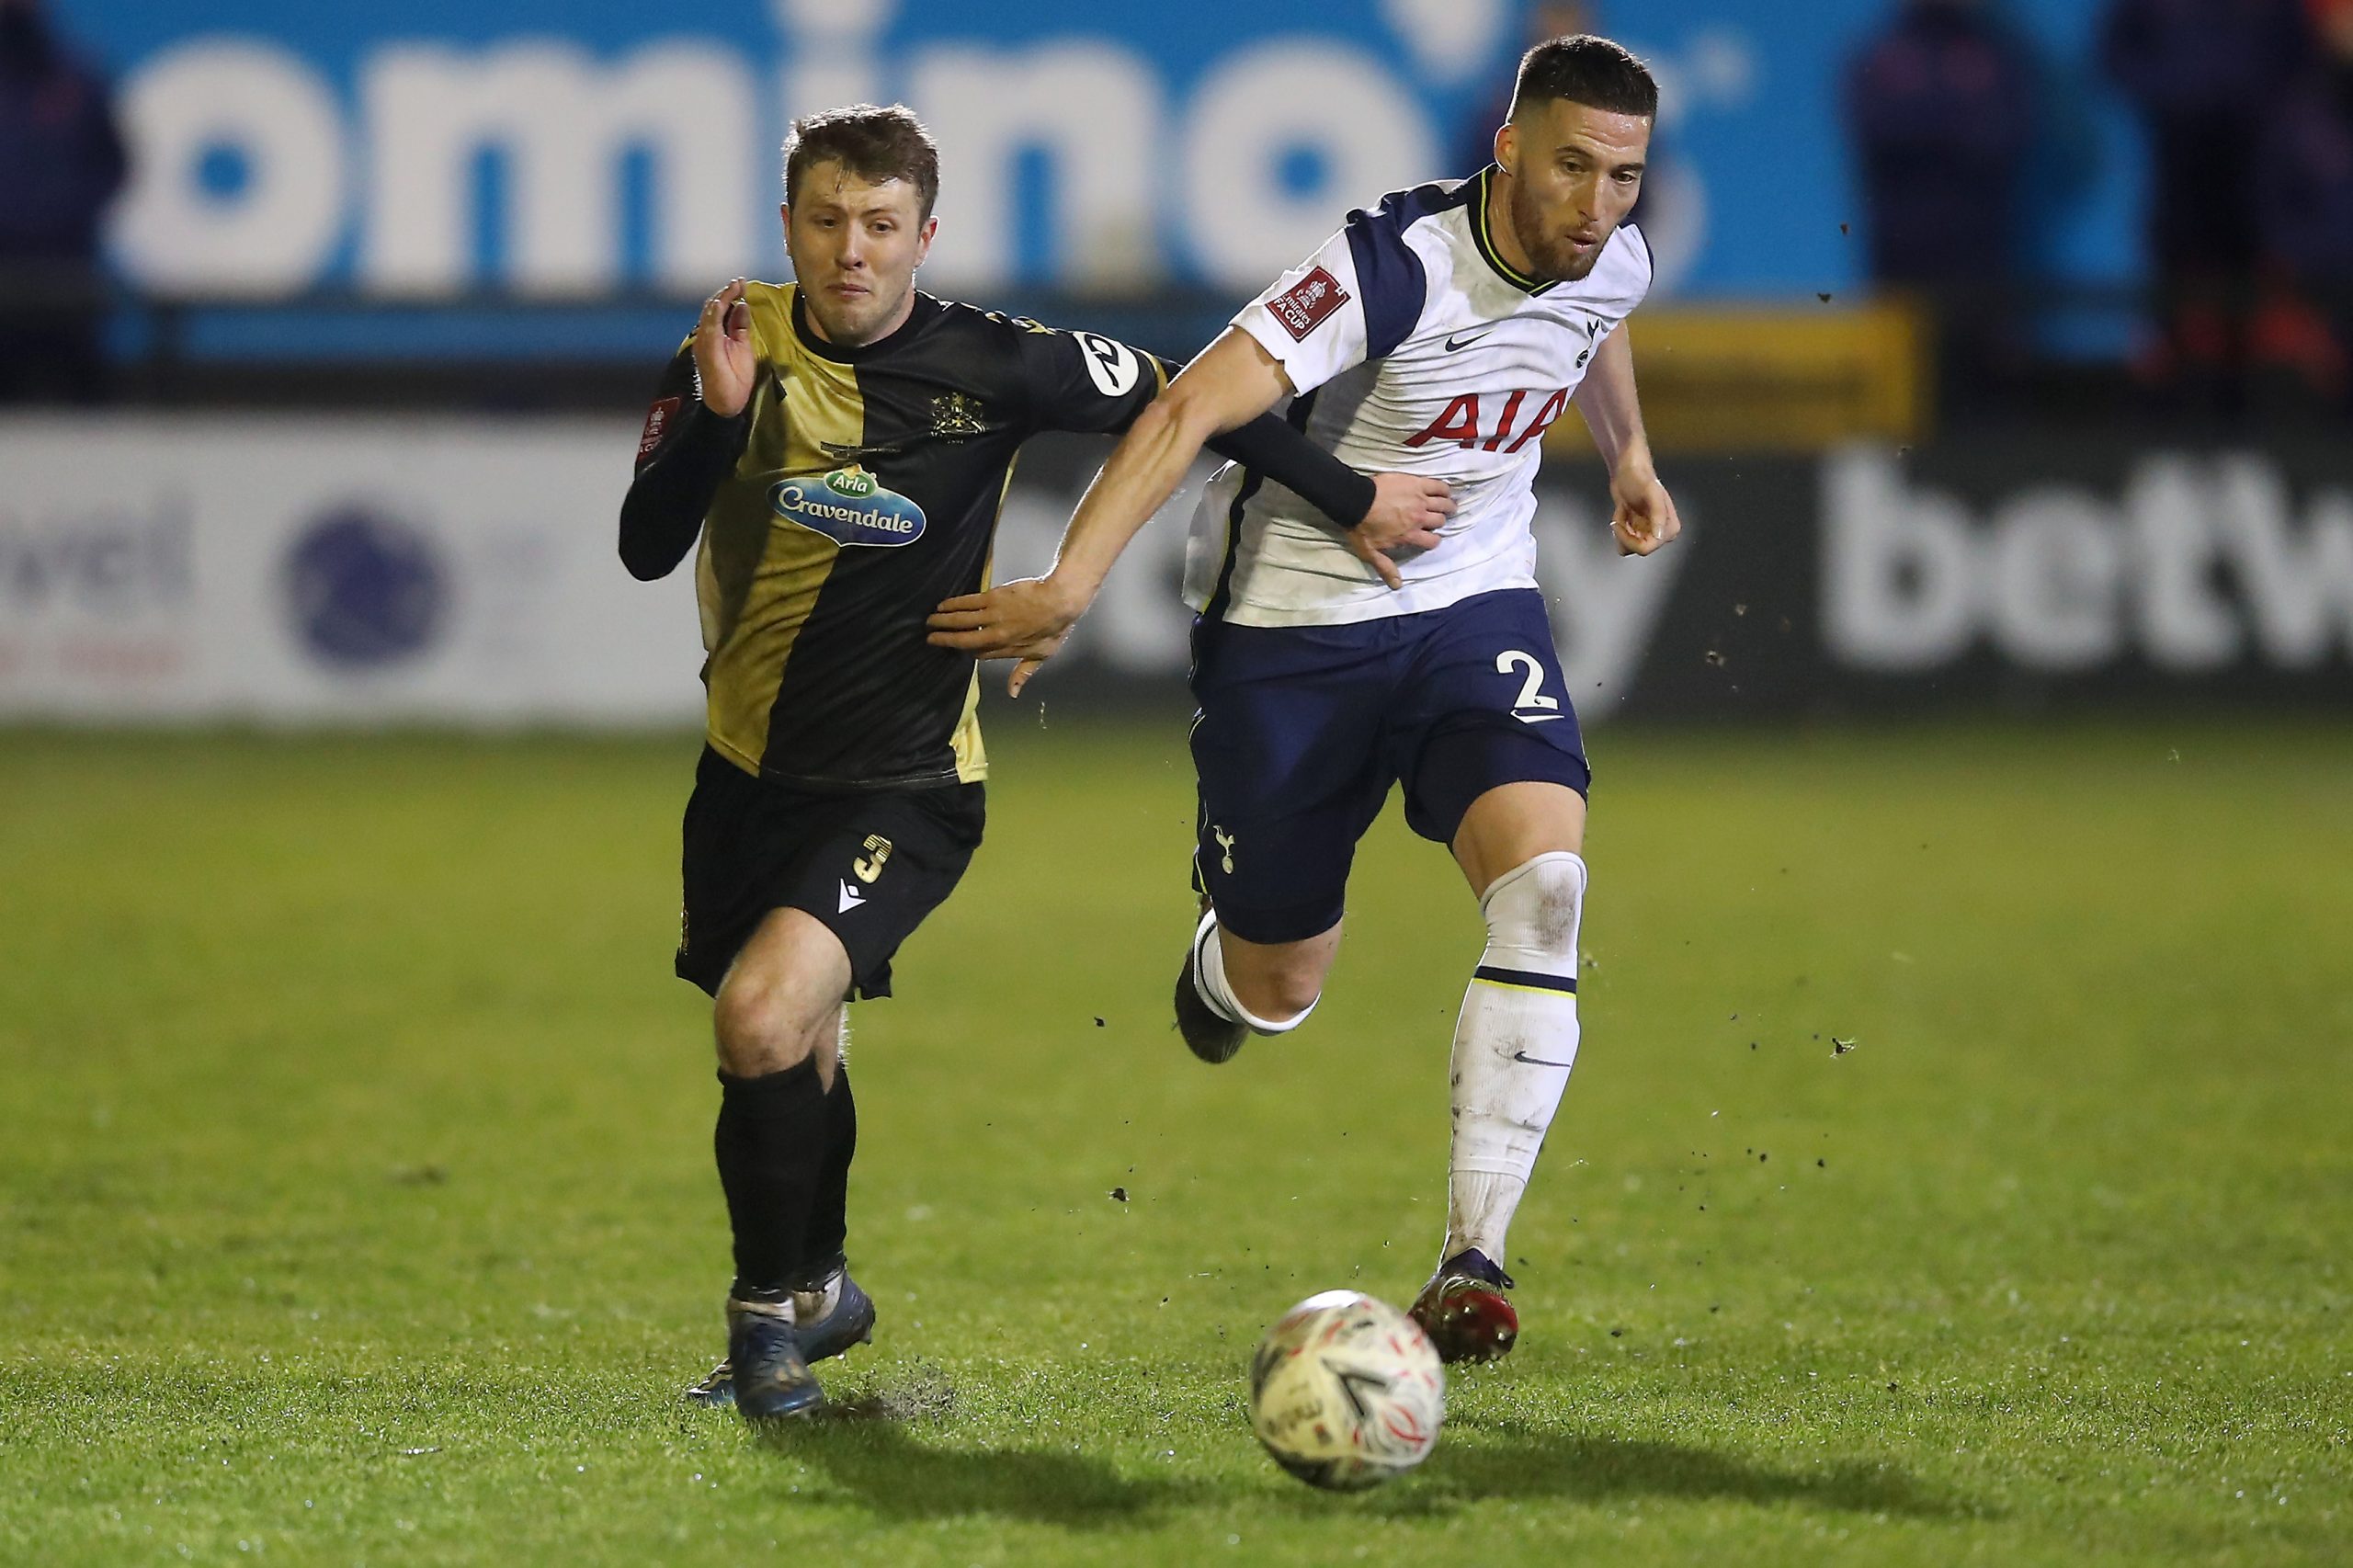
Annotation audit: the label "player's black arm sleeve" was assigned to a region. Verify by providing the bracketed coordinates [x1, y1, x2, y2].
[1139, 352, 1376, 528]
[1016, 325, 1377, 530]
[1202, 408, 1378, 531]
[618, 350, 750, 582]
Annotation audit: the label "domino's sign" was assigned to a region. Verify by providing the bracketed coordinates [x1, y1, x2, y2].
[83, 0, 2129, 304]
[101, 0, 1472, 297]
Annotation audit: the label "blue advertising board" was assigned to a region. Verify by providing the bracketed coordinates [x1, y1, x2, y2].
[61, 0, 2143, 307]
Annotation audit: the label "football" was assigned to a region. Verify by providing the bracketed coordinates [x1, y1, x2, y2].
[1247, 1290, 1447, 1491]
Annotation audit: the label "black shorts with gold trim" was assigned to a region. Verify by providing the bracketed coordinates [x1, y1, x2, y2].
[675, 745, 986, 1000]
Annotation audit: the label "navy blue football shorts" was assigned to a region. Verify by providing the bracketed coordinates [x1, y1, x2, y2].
[1188, 586, 1590, 946]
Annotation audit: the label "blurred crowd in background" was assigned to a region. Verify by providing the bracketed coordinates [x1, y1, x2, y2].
[6, 0, 2353, 425]
[1847, 0, 2353, 417]
[0, 0, 124, 403]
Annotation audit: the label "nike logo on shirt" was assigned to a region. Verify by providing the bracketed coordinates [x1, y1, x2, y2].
[1443, 328, 1497, 352]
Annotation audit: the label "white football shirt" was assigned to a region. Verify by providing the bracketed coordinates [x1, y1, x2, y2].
[1181, 167, 1652, 627]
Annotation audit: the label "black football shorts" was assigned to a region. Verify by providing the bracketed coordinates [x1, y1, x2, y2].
[675, 745, 986, 1000]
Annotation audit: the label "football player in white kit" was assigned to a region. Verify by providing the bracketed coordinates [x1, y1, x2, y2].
[929, 36, 1681, 1363]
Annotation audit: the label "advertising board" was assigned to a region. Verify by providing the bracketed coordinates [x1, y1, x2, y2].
[73, 0, 2140, 311]
[8, 420, 2345, 726]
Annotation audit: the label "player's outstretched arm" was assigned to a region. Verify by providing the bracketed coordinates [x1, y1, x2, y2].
[1572, 324, 1681, 558]
[930, 326, 1450, 690]
[926, 329, 1289, 693]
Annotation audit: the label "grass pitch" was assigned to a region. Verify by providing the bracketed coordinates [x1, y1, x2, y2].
[1, 717, 2347, 1566]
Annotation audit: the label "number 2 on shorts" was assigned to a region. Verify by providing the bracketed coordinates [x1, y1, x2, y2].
[1495, 649, 1560, 719]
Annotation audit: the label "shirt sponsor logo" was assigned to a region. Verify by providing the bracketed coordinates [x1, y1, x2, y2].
[1076, 331, 1141, 397]
[1266, 267, 1350, 342]
[635, 395, 681, 467]
[769, 465, 928, 549]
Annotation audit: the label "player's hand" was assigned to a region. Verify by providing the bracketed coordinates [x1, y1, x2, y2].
[693, 278, 756, 416]
[1349, 472, 1454, 591]
[927, 575, 1090, 697]
[1609, 456, 1681, 557]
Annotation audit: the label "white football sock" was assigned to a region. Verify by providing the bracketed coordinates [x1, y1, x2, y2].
[1190, 908, 1316, 1035]
[1443, 851, 1586, 1267]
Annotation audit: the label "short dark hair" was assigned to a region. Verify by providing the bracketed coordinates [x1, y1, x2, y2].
[1509, 34, 1658, 120]
[783, 103, 941, 220]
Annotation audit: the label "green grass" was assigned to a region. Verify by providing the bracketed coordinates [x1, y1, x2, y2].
[1, 718, 2347, 1566]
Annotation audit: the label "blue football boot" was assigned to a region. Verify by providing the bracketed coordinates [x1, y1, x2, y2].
[682, 1358, 734, 1408]
[682, 1268, 876, 1410]
[723, 1297, 824, 1423]
[794, 1268, 878, 1363]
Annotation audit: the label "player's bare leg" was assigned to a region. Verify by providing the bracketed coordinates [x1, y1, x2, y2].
[715, 909, 851, 1083]
[1174, 911, 1341, 1063]
[1413, 781, 1589, 1363]
[702, 910, 858, 1421]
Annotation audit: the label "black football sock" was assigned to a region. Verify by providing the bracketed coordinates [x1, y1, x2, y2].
[801, 1068, 858, 1277]
[712, 1059, 829, 1301]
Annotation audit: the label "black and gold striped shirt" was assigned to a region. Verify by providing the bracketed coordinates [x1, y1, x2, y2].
[620, 284, 1372, 791]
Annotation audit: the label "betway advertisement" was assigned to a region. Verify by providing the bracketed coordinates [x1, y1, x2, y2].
[4, 421, 2347, 725]
[1622, 445, 2353, 716]
[78, 0, 2142, 307]
[1026, 437, 2353, 713]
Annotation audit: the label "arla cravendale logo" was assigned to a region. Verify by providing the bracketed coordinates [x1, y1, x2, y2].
[770, 466, 927, 548]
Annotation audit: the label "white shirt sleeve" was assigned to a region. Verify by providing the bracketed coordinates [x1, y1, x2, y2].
[1230, 230, 1370, 399]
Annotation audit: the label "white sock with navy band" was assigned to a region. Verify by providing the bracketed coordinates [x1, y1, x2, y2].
[1442, 851, 1586, 1267]
[1190, 908, 1317, 1035]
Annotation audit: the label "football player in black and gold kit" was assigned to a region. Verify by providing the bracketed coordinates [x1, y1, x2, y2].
[619, 105, 1452, 1421]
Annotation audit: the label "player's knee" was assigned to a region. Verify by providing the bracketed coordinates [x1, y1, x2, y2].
[712, 974, 826, 1077]
[1229, 967, 1324, 1030]
[1482, 851, 1586, 962]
